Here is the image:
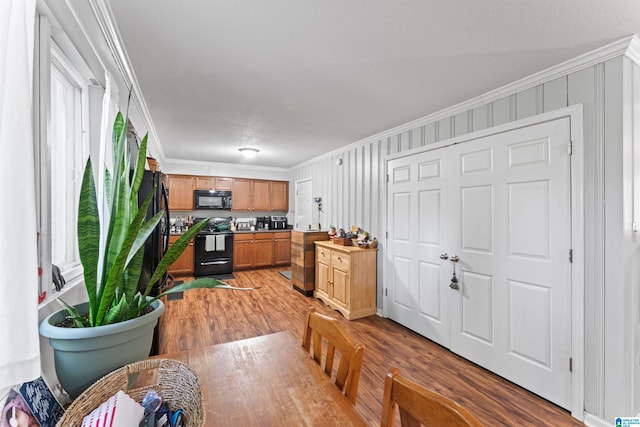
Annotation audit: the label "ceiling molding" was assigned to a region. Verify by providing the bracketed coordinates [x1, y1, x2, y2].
[295, 35, 639, 170]
[87, 0, 166, 162]
[624, 35, 640, 66]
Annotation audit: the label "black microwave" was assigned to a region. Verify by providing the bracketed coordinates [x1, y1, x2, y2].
[194, 190, 232, 210]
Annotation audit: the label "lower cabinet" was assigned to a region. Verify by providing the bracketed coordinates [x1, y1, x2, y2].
[167, 235, 194, 276]
[314, 241, 377, 320]
[274, 231, 291, 266]
[233, 231, 291, 270]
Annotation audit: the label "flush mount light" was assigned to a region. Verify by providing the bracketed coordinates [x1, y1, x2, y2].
[239, 147, 259, 159]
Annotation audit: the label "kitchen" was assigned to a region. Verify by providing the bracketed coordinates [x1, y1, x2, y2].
[4, 1, 640, 426]
[163, 174, 292, 277]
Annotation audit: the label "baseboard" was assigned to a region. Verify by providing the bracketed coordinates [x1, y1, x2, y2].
[583, 412, 613, 427]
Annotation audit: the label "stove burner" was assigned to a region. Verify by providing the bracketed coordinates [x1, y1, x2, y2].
[194, 217, 232, 234]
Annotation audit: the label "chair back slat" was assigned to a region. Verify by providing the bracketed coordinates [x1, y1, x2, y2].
[302, 307, 365, 404]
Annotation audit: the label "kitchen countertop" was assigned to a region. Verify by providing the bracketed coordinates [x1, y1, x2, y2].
[171, 228, 292, 236]
[232, 228, 293, 234]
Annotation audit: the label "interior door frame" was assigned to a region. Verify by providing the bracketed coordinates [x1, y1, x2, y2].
[383, 105, 584, 420]
[294, 178, 313, 230]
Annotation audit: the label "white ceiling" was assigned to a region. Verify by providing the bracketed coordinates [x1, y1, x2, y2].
[106, 0, 640, 169]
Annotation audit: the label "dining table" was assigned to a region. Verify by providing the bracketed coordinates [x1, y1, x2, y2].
[159, 330, 367, 426]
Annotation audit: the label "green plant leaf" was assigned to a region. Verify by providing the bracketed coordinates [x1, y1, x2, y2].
[122, 245, 144, 300]
[125, 209, 163, 267]
[58, 298, 90, 328]
[77, 158, 100, 324]
[94, 187, 155, 325]
[140, 278, 263, 312]
[141, 218, 209, 297]
[103, 293, 130, 325]
[130, 133, 148, 203]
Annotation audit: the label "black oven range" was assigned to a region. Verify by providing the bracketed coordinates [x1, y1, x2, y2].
[193, 217, 234, 277]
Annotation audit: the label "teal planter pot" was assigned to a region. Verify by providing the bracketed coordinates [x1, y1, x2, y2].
[39, 299, 165, 398]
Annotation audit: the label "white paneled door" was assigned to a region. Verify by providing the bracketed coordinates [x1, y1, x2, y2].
[386, 118, 572, 409]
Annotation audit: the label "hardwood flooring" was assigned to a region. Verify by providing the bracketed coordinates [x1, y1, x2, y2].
[158, 268, 584, 426]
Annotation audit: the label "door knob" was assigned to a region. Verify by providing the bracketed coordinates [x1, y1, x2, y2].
[450, 255, 459, 263]
[439, 253, 449, 260]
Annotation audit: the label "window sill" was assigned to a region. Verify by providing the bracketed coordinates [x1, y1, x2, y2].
[38, 275, 86, 314]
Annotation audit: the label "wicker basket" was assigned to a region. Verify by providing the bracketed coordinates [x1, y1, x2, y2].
[57, 359, 205, 427]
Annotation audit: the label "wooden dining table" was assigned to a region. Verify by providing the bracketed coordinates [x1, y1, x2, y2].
[159, 330, 367, 426]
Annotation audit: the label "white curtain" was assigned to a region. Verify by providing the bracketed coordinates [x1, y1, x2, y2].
[0, 0, 40, 389]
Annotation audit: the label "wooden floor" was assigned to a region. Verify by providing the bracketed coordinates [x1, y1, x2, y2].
[158, 267, 584, 427]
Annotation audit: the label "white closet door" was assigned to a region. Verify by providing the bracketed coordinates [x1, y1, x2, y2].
[386, 117, 572, 409]
[386, 148, 451, 347]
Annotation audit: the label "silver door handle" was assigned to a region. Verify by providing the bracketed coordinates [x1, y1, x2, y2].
[450, 255, 459, 263]
[201, 261, 228, 265]
[439, 253, 449, 260]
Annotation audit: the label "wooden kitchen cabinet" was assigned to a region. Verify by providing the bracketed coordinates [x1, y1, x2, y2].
[233, 231, 291, 270]
[233, 232, 275, 270]
[269, 181, 289, 211]
[233, 233, 254, 270]
[195, 176, 233, 190]
[253, 180, 271, 211]
[168, 175, 194, 210]
[274, 231, 292, 266]
[167, 235, 194, 276]
[231, 178, 289, 212]
[214, 177, 232, 190]
[231, 178, 253, 210]
[291, 230, 329, 295]
[314, 241, 377, 320]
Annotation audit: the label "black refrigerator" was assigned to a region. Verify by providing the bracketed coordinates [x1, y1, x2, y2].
[137, 170, 170, 355]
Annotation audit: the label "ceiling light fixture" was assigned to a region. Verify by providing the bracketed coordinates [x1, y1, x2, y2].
[239, 147, 259, 159]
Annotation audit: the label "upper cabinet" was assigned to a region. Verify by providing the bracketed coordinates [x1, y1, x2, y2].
[168, 175, 194, 210]
[232, 179, 289, 212]
[169, 173, 289, 212]
[194, 176, 232, 190]
[269, 180, 289, 212]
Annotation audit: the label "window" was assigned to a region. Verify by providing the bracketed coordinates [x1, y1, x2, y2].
[50, 48, 86, 271]
[35, 17, 92, 298]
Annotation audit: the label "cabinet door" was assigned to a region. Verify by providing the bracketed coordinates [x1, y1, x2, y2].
[332, 266, 349, 309]
[253, 180, 270, 211]
[233, 234, 253, 270]
[253, 233, 274, 267]
[274, 232, 291, 266]
[316, 259, 330, 297]
[168, 175, 194, 210]
[232, 179, 252, 210]
[215, 177, 233, 190]
[269, 181, 289, 212]
[168, 236, 194, 275]
[194, 176, 214, 190]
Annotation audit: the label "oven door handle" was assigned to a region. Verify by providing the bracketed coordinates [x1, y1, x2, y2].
[199, 260, 229, 266]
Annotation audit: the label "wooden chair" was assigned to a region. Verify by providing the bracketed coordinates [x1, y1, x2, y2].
[302, 307, 365, 404]
[381, 367, 483, 427]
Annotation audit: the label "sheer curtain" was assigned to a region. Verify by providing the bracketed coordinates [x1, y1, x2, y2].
[0, 0, 40, 389]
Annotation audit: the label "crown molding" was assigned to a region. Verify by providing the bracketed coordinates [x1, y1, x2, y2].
[624, 35, 640, 65]
[295, 35, 639, 170]
[87, 0, 166, 162]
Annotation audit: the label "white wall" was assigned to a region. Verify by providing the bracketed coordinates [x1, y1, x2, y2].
[289, 39, 640, 423]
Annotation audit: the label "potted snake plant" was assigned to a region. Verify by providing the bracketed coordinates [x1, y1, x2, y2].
[39, 105, 246, 398]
